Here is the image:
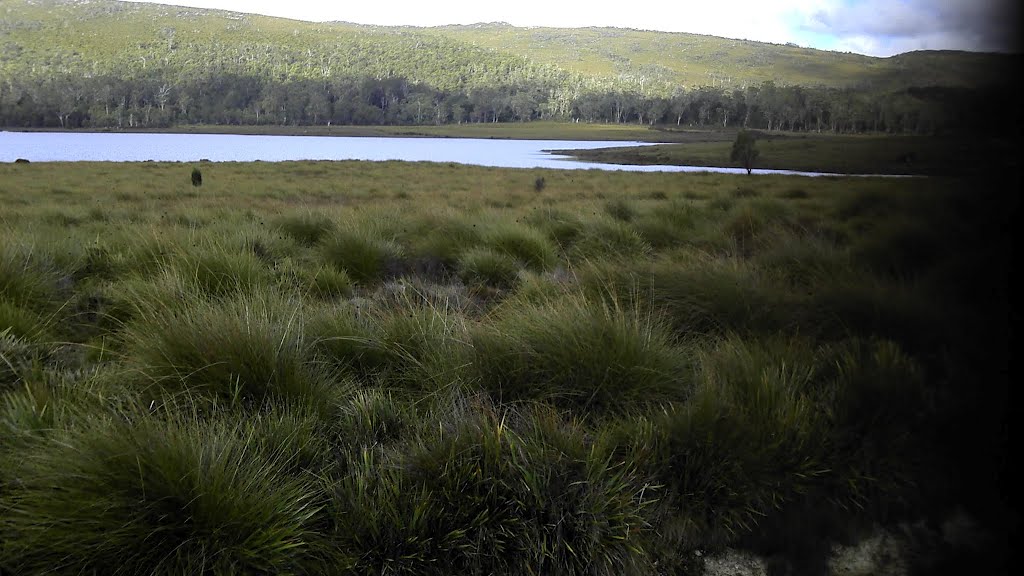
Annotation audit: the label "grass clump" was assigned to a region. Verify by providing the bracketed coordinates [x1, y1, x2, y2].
[603, 197, 637, 222]
[458, 246, 520, 289]
[302, 265, 355, 299]
[481, 222, 558, 271]
[646, 258, 797, 336]
[0, 244, 61, 311]
[470, 294, 688, 413]
[177, 249, 273, 297]
[276, 213, 336, 246]
[124, 291, 340, 408]
[609, 336, 830, 552]
[0, 299, 50, 342]
[0, 412, 331, 575]
[310, 298, 469, 390]
[571, 218, 651, 260]
[330, 399, 654, 575]
[322, 229, 404, 284]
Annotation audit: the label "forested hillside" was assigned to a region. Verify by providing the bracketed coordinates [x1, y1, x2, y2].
[0, 0, 1017, 132]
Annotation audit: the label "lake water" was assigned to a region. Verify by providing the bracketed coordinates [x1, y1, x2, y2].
[1, 131, 846, 176]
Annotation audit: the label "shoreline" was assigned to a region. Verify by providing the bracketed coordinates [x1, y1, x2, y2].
[2, 122, 701, 143]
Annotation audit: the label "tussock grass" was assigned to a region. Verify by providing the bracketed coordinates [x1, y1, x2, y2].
[330, 399, 654, 575]
[644, 257, 799, 336]
[124, 290, 343, 409]
[522, 206, 585, 247]
[570, 218, 652, 260]
[0, 299, 50, 342]
[0, 243, 62, 311]
[310, 294, 470, 390]
[176, 249, 274, 297]
[276, 212, 337, 246]
[470, 293, 688, 412]
[0, 412, 332, 575]
[458, 246, 520, 289]
[322, 228, 405, 284]
[481, 221, 558, 271]
[0, 161, 1009, 574]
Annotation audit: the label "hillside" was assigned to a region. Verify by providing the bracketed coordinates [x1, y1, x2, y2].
[423, 23, 1014, 92]
[1, 0, 1014, 95]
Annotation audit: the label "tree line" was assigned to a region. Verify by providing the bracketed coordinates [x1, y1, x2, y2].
[0, 70, 1012, 135]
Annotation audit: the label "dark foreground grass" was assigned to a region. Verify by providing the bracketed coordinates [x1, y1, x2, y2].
[0, 161, 1013, 575]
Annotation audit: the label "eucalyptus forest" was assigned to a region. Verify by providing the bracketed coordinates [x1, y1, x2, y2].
[0, 0, 1016, 134]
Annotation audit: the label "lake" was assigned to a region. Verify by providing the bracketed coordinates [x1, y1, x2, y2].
[1, 131, 841, 176]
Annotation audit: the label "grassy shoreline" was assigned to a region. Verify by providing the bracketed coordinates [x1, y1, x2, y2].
[552, 131, 1015, 176]
[5, 121, 701, 142]
[0, 160, 1012, 574]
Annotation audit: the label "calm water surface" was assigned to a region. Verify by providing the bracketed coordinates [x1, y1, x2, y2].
[1, 131, 844, 176]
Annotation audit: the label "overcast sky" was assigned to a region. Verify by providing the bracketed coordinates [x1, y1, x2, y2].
[123, 0, 1020, 57]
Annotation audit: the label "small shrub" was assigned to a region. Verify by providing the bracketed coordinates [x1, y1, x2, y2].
[534, 176, 546, 192]
[190, 167, 202, 187]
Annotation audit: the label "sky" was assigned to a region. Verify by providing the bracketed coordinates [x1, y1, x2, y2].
[123, 0, 1020, 57]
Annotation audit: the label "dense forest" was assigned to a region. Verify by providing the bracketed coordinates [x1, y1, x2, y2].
[0, 0, 1018, 134]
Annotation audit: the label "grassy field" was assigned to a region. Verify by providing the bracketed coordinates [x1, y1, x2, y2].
[0, 160, 1012, 574]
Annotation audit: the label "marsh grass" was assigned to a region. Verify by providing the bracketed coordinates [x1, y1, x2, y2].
[0, 411, 333, 575]
[322, 228, 405, 284]
[124, 290, 344, 409]
[276, 212, 336, 246]
[0, 161, 1009, 574]
[470, 293, 688, 413]
[481, 221, 558, 271]
[329, 398, 654, 575]
[458, 246, 520, 289]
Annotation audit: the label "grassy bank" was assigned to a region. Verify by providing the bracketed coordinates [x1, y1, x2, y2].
[556, 131, 1016, 176]
[0, 160, 1013, 575]
[9, 121, 702, 142]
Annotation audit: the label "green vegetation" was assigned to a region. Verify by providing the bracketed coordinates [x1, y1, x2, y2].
[730, 130, 760, 174]
[1, 1, 1017, 134]
[557, 131, 1017, 175]
[0, 160, 1012, 574]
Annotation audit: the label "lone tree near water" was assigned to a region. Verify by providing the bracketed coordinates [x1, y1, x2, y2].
[730, 130, 760, 174]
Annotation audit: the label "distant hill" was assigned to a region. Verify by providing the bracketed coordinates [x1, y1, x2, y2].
[0, 0, 1015, 95]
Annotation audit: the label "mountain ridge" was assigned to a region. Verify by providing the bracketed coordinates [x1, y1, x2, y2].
[1, 0, 1015, 95]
